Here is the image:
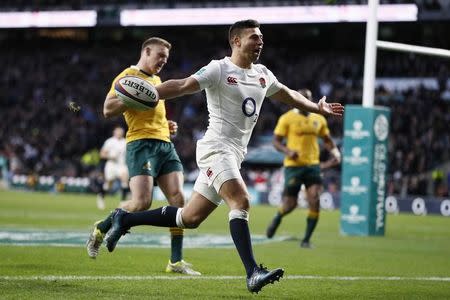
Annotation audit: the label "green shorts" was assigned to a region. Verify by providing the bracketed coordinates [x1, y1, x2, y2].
[126, 139, 183, 178]
[283, 165, 322, 197]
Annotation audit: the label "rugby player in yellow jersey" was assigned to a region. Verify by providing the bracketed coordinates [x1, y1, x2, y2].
[266, 89, 341, 248]
[86, 37, 200, 275]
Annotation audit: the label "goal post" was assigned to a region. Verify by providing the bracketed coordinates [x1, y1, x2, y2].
[340, 0, 450, 236]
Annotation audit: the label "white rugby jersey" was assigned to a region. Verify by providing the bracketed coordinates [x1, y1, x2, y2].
[101, 136, 126, 165]
[191, 57, 283, 162]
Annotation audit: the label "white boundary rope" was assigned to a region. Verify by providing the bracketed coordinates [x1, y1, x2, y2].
[1, 275, 450, 282]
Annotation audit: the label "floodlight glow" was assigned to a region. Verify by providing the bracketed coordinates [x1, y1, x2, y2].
[120, 4, 417, 26]
[0, 10, 97, 28]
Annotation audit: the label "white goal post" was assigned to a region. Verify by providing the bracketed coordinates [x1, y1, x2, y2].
[362, 0, 450, 107]
[376, 40, 450, 58]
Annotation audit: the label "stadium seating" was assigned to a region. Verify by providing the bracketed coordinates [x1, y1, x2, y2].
[0, 17, 448, 198]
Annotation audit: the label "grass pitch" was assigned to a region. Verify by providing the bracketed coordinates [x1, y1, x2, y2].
[0, 189, 449, 299]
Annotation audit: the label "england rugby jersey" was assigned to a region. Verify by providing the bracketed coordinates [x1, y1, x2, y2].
[191, 57, 283, 161]
[101, 136, 126, 165]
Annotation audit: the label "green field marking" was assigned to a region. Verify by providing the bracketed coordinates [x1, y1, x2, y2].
[0, 229, 289, 248]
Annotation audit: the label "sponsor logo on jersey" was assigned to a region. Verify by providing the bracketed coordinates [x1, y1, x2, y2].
[206, 167, 213, 178]
[226, 76, 238, 85]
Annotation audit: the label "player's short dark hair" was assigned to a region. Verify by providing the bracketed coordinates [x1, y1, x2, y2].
[141, 37, 172, 51]
[228, 19, 260, 44]
[298, 89, 312, 100]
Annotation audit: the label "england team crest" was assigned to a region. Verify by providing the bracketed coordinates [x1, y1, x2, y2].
[259, 77, 266, 88]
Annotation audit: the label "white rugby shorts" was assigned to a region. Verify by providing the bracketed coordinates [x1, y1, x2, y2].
[193, 147, 243, 206]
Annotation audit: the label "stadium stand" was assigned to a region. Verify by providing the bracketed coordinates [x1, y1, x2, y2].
[0, 4, 449, 197]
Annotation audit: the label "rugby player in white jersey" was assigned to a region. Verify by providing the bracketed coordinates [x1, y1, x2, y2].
[97, 126, 129, 210]
[105, 19, 344, 293]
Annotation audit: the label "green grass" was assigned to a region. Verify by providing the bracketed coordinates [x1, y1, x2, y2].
[0, 189, 449, 299]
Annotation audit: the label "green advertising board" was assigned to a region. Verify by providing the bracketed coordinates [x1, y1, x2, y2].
[340, 105, 390, 236]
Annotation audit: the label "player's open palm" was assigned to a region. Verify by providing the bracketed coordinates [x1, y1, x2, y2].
[318, 96, 344, 117]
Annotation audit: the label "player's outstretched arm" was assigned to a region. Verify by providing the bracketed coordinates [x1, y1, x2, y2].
[156, 77, 201, 100]
[103, 93, 127, 118]
[270, 86, 344, 117]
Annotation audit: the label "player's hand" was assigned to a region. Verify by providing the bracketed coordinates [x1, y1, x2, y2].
[320, 158, 339, 170]
[168, 120, 178, 135]
[286, 149, 299, 160]
[318, 96, 344, 117]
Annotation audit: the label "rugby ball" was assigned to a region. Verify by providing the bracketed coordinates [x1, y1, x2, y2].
[114, 75, 159, 110]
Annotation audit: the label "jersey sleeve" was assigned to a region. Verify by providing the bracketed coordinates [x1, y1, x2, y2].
[190, 60, 221, 91]
[264, 67, 283, 97]
[274, 114, 289, 137]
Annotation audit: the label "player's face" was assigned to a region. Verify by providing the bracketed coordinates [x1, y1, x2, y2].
[145, 44, 169, 75]
[239, 27, 264, 63]
[113, 127, 124, 138]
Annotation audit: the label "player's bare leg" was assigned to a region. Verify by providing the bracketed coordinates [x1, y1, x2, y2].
[120, 175, 153, 211]
[119, 168, 129, 201]
[266, 195, 297, 238]
[97, 179, 114, 210]
[219, 179, 284, 293]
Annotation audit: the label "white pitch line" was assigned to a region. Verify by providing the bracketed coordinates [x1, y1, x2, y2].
[1, 275, 449, 282]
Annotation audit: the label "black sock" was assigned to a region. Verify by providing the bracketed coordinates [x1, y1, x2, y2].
[273, 212, 283, 224]
[303, 216, 319, 243]
[97, 211, 115, 234]
[229, 218, 258, 277]
[120, 187, 129, 201]
[122, 206, 178, 228]
[98, 188, 106, 198]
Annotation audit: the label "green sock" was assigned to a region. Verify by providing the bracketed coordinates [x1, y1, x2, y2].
[170, 235, 183, 263]
[97, 211, 115, 234]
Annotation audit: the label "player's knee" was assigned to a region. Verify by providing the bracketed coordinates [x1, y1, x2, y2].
[228, 194, 251, 211]
[128, 198, 151, 211]
[177, 208, 203, 229]
[182, 215, 202, 229]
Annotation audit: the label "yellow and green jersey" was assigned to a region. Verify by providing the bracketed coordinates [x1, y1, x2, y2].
[108, 65, 170, 143]
[274, 109, 329, 167]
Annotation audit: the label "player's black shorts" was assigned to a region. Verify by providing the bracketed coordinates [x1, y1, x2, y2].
[283, 165, 322, 196]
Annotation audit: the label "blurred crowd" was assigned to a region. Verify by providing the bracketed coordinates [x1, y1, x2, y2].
[0, 28, 449, 197]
